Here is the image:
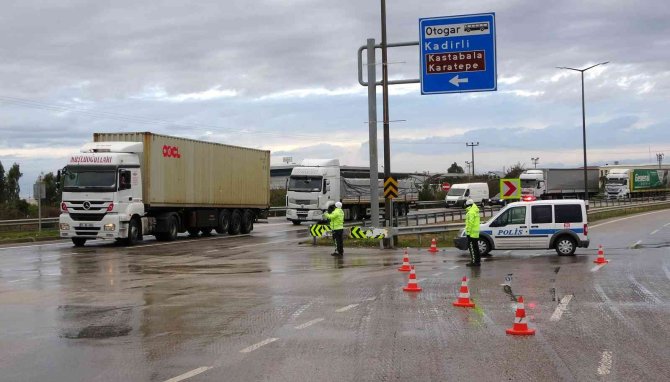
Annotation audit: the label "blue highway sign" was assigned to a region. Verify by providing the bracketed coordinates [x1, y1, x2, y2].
[419, 13, 497, 94]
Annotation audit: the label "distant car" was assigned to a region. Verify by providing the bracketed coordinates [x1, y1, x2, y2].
[484, 193, 507, 206]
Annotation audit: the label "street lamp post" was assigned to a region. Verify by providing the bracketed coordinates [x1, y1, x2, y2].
[657, 153, 665, 169]
[556, 62, 609, 201]
[531, 157, 539, 169]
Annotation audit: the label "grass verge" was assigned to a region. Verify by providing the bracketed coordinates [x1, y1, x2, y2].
[0, 229, 62, 244]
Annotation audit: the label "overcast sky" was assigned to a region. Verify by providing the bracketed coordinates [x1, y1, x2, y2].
[1, 0, 669, 196]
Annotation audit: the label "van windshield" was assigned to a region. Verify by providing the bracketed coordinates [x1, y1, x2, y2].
[447, 188, 465, 196]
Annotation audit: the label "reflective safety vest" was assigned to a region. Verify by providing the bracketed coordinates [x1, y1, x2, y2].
[324, 208, 344, 230]
[465, 204, 480, 238]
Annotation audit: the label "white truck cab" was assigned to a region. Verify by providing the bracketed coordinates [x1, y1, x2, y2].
[59, 142, 145, 246]
[520, 170, 545, 198]
[605, 169, 630, 199]
[455, 199, 589, 256]
[285, 159, 340, 224]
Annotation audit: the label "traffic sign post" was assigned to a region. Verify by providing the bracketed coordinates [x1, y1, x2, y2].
[500, 178, 521, 200]
[442, 182, 451, 192]
[419, 13, 497, 94]
[384, 177, 399, 199]
[33, 181, 46, 233]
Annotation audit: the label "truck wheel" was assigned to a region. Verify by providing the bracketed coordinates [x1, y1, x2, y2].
[216, 210, 231, 234]
[187, 228, 200, 237]
[228, 210, 242, 235]
[166, 216, 179, 241]
[292, 220, 302, 225]
[350, 206, 360, 221]
[72, 238, 87, 247]
[555, 236, 576, 256]
[125, 219, 141, 246]
[241, 209, 254, 234]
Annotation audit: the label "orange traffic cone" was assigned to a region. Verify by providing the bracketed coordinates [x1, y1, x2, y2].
[506, 296, 535, 336]
[403, 266, 422, 292]
[398, 248, 411, 272]
[594, 245, 608, 264]
[452, 276, 475, 308]
[428, 238, 439, 253]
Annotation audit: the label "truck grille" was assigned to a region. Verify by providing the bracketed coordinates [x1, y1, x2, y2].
[295, 200, 313, 205]
[69, 213, 106, 221]
[66, 201, 110, 211]
[74, 227, 101, 236]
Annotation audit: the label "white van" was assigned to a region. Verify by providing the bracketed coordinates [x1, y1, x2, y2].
[455, 199, 589, 256]
[445, 183, 489, 208]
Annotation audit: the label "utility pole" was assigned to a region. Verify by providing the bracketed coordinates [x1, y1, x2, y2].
[657, 153, 665, 169]
[531, 157, 540, 169]
[464, 161, 471, 178]
[466, 142, 479, 177]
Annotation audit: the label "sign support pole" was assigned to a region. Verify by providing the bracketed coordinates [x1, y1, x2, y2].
[366, 38, 380, 229]
[381, 0, 394, 248]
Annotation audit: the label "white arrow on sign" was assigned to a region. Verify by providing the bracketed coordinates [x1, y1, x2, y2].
[449, 75, 469, 87]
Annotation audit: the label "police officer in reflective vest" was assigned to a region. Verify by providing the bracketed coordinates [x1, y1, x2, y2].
[465, 199, 481, 267]
[323, 201, 345, 257]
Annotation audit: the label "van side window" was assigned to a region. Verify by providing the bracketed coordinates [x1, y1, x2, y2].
[554, 204, 582, 223]
[531, 205, 552, 224]
[464, 189, 470, 197]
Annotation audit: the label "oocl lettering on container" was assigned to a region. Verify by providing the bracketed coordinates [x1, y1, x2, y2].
[162, 145, 181, 159]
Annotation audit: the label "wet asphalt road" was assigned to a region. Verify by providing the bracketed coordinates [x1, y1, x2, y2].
[1, 211, 669, 381]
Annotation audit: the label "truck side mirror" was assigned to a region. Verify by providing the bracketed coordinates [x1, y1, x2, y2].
[538, 181, 544, 189]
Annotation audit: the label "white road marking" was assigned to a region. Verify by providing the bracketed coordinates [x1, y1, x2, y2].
[504, 250, 512, 255]
[650, 229, 659, 235]
[294, 318, 325, 330]
[631, 240, 642, 248]
[590, 210, 670, 229]
[205, 249, 219, 253]
[664, 222, 670, 227]
[448, 266, 459, 270]
[365, 297, 377, 301]
[664, 265, 670, 281]
[240, 338, 278, 353]
[433, 272, 444, 277]
[163, 366, 212, 382]
[597, 351, 613, 375]
[550, 295, 573, 322]
[7, 278, 30, 283]
[590, 264, 606, 272]
[335, 304, 359, 313]
[417, 278, 427, 283]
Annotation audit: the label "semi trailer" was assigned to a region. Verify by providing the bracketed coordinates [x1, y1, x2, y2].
[58, 132, 270, 246]
[605, 168, 670, 199]
[520, 169, 599, 199]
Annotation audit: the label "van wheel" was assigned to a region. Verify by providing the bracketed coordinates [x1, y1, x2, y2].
[478, 238, 491, 256]
[228, 210, 242, 235]
[72, 238, 87, 247]
[555, 236, 576, 256]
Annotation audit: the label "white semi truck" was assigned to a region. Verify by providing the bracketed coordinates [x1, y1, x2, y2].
[58, 132, 270, 246]
[285, 159, 418, 225]
[605, 167, 670, 199]
[520, 169, 600, 199]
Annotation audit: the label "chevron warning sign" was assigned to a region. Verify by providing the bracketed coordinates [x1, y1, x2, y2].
[309, 224, 331, 237]
[384, 176, 398, 199]
[349, 226, 387, 240]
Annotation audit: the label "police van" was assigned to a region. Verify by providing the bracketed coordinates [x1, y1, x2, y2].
[455, 199, 589, 256]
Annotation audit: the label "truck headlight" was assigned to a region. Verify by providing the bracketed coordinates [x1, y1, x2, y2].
[60, 223, 70, 230]
[104, 224, 116, 231]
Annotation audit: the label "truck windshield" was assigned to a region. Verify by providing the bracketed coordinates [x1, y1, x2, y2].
[521, 179, 536, 188]
[63, 166, 117, 192]
[288, 176, 322, 192]
[606, 178, 626, 185]
[447, 188, 465, 196]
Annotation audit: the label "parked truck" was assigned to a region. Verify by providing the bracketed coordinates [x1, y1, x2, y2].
[58, 132, 270, 246]
[520, 169, 599, 199]
[285, 159, 419, 224]
[605, 168, 670, 199]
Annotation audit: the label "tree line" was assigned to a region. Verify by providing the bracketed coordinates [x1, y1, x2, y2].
[0, 160, 61, 219]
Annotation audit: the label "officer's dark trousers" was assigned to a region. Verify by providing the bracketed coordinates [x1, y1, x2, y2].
[468, 236, 481, 264]
[333, 229, 344, 255]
